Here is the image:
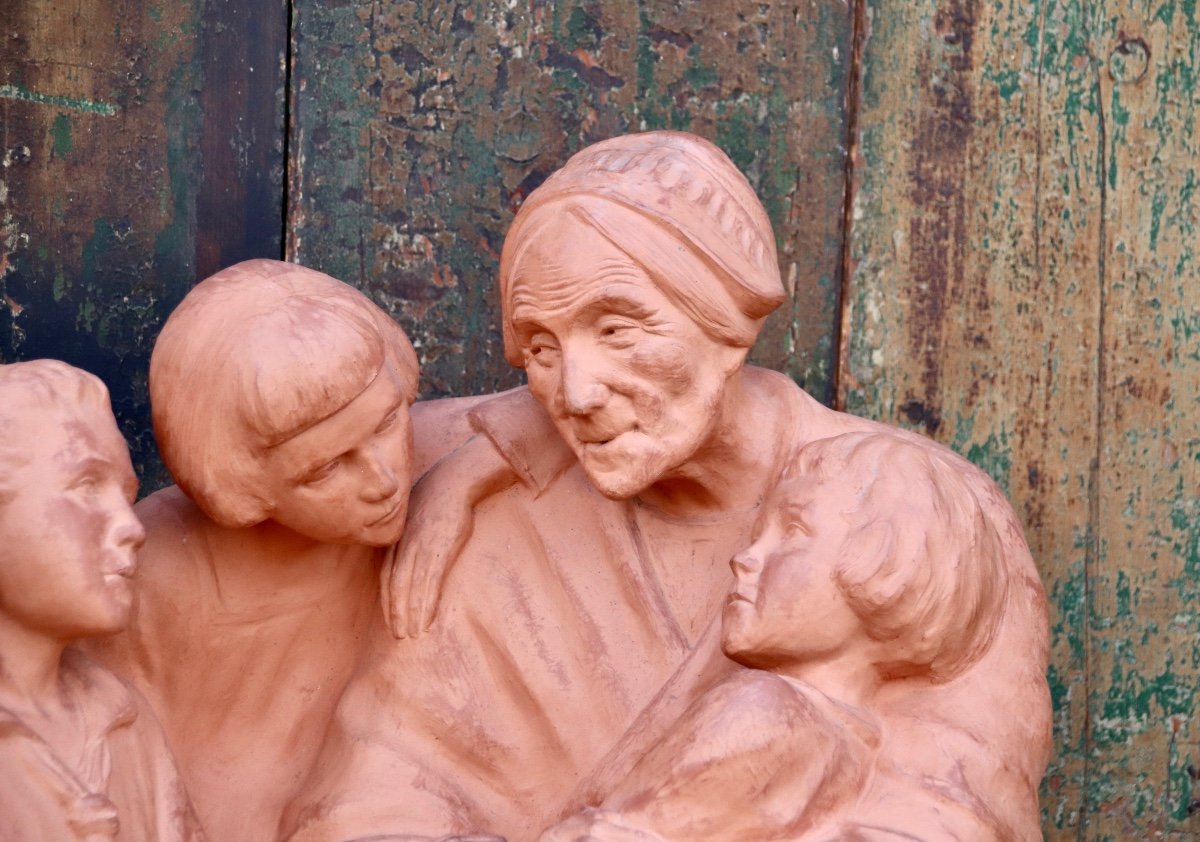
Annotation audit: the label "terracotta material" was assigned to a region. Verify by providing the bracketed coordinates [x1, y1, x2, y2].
[542, 431, 1009, 841]
[284, 133, 1051, 841]
[0, 360, 201, 841]
[87, 260, 465, 842]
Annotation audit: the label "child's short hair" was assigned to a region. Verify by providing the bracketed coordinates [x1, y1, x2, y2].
[783, 431, 1008, 682]
[150, 260, 419, 527]
[0, 360, 114, 504]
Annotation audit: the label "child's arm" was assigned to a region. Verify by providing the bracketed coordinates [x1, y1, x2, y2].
[547, 671, 851, 841]
[383, 432, 520, 638]
[384, 388, 574, 638]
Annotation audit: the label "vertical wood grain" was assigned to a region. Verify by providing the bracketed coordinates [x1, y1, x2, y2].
[0, 0, 288, 490]
[841, 0, 1101, 835]
[195, 0, 289, 279]
[843, 0, 1200, 838]
[1085, 4, 1200, 838]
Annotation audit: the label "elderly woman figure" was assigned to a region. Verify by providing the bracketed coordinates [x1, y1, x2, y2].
[284, 133, 1051, 842]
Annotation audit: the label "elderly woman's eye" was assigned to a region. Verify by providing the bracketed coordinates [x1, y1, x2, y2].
[785, 519, 812, 538]
[598, 319, 637, 342]
[526, 333, 559, 362]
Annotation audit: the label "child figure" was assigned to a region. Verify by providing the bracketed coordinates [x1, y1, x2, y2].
[88, 260, 499, 842]
[541, 430, 1008, 842]
[0, 360, 202, 841]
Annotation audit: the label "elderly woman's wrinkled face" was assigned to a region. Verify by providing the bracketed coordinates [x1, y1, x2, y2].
[509, 219, 745, 500]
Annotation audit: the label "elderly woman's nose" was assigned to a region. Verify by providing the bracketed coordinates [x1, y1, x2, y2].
[561, 352, 611, 414]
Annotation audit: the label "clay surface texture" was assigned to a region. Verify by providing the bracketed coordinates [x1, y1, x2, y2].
[282, 133, 1052, 842]
[4, 132, 1051, 842]
[0, 360, 201, 841]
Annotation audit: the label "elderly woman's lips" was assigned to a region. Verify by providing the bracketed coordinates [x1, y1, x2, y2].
[575, 429, 623, 446]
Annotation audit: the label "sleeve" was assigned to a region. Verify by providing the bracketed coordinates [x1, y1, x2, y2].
[467, 387, 575, 495]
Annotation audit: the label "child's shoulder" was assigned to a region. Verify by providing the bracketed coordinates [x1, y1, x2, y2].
[132, 485, 221, 588]
[135, 484, 203, 533]
[700, 670, 834, 737]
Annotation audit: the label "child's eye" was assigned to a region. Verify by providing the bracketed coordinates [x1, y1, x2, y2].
[73, 475, 100, 494]
[376, 409, 401, 434]
[302, 460, 340, 485]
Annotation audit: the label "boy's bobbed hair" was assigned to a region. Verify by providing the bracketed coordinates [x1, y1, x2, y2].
[786, 431, 1009, 683]
[150, 260, 418, 527]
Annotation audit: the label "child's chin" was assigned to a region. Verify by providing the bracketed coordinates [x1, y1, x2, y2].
[719, 624, 760, 666]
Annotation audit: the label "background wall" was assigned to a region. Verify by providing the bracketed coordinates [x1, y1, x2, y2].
[2, 1, 1197, 838]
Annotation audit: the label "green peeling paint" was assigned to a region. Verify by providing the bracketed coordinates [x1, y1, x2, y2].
[683, 43, 717, 88]
[0, 84, 118, 116]
[51, 114, 73, 158]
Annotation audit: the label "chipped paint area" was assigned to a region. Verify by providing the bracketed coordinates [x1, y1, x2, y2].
[845, 0, 1200, 838]
[0, 83, 119, 116]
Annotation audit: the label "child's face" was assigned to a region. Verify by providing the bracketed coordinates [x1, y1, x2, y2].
[722, 477, 863, 669]
[260, 359, 414, 546]
[0, 410, 144, 640]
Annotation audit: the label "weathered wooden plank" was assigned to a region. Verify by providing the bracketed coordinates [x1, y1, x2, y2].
[195, 0, 289, 278]
[0, 0, 287, 491]
[289, 0, 852, 403]
[0, 0, 204, 488]
[841, 0, 1103, 836]
[1085, 4, 1200, 837]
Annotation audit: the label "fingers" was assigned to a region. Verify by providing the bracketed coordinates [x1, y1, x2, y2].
[386, 539, 415, 639]
[405, 541, 434, 638]
[415, 521, 472, 634]
[380, 541, 398, 637]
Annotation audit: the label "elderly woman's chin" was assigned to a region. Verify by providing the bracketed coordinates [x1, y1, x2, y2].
[572, 433, 689, 501]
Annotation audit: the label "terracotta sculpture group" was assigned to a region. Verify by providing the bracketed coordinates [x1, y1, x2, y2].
[1, 132, 1052, 841]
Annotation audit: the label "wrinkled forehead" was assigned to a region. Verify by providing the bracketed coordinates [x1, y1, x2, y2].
[509, 222, 661, 321]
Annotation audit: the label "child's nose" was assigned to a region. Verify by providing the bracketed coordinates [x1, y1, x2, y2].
[359, 447, 400, 502]
[112, 507, 146, 552]
[729, 549, 761, 577]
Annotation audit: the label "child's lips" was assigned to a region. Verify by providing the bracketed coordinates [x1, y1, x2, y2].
[367, 496, 407, 528]
[727, 589, 754, 605]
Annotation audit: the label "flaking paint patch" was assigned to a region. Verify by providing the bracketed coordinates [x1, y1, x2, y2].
[0, 84, 119, 116]
[51, 114, 73, 158]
